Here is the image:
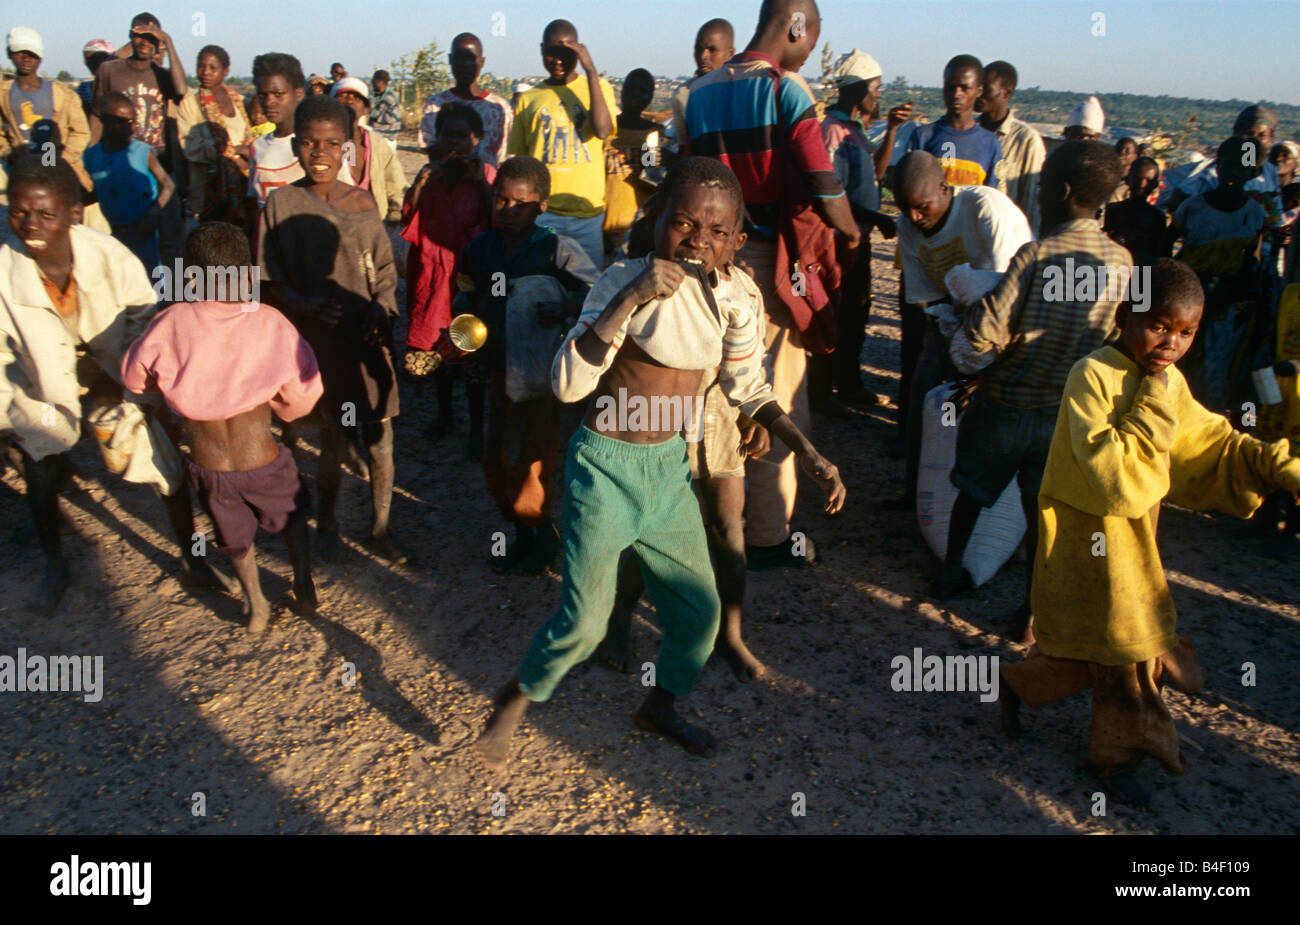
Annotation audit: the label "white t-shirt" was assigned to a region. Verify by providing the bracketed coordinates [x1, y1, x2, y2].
[249, 134, 301, 209]
[898, 185, 1033, 304]
[249, 133, 356, 209]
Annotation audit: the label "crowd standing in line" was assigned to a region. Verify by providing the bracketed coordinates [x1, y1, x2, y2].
[1, 1, 1298, 807]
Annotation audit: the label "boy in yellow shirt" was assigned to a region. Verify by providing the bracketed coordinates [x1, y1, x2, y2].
[508, 18, 615, 270]
[1000, 258, 1300, 806]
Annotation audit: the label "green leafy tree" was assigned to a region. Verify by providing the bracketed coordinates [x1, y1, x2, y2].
[56, 69, 73, 82]
[390, 40, 449, 118]
[478, 72, 515, 100]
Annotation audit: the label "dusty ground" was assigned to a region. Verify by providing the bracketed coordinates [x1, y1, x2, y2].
[1, 143, 1297, 835]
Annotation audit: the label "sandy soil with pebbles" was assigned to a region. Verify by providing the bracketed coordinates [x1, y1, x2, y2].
[1, 142, 1296, 834]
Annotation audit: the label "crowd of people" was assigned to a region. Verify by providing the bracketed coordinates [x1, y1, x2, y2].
[1, 1, 1298, 807]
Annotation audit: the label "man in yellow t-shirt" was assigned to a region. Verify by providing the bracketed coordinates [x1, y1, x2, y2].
[508, 18, 615, 269]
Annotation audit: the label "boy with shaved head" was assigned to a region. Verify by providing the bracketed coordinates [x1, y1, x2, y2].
[124, 222, 322, 633]
[419, 32, 511, 167]
[2, 157, 234, 613]
[894, 54, 1003, 495]
[976, 60, 1044, 233]
[258, 95, 407, 565]
[670, 19, 736, 152]
[508, 19, 615, 269]
[893, 150, 1032, 502]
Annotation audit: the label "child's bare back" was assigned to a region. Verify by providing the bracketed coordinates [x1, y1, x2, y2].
[187, 405, 280, 472]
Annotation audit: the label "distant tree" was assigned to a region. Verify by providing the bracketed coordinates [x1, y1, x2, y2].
[390, 40, 449, 114]
[56, 69, 73, 82]
[479, 72, 514, 100]
[818, 42, 835, 103]
[887, 74, 908, 92]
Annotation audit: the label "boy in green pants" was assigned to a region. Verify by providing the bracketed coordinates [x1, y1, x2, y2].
[475, 158, 846, 768]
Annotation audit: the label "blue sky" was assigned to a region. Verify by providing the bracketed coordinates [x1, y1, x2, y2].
[11, 0, 1299, 105]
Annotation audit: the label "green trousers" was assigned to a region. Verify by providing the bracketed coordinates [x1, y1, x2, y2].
[517, 426, 721, 700]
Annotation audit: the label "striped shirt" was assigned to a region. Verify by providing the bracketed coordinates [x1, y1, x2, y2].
[683, 52, 844, 240]
[552, 256, 777, 418]
[370, 87, 402, 139]
[985, 111, 1045, 233]
[959, 218, 1132, 408]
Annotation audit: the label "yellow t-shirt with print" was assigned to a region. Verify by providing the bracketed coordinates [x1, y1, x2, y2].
[508, 77, 618, 219]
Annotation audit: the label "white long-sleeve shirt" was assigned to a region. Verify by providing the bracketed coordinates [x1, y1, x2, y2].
[552, 256, 778, 419]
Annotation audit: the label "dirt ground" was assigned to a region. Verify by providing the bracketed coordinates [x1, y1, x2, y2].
[1, 144, 1297, 835]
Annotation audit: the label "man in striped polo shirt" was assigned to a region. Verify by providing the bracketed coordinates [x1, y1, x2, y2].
[684, 0, 860, 569]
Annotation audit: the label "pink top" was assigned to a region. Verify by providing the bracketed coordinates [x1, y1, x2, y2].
[122, 300, 323, 422]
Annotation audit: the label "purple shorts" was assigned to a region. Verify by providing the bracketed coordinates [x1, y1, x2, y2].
[186, 444, 309, 558]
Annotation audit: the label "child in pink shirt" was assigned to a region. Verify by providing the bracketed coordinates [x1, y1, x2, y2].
[123, 223, 323, 634]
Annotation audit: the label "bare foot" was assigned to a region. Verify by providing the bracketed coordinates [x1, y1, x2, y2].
[474, 679, 530, 770]
[293, 579, 318, 618]
[367, 532, 412, 566]
[508, 523, 557, 576]
[246, 598, 272, 635]
[716, 636, 766, 682]
[180, 556, 239, 596]
[490, 527, 533, 573]
[595, 622, 633, 673]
